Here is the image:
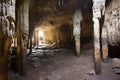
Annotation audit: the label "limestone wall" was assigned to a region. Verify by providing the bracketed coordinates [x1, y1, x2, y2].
[104, 0, 120, 46]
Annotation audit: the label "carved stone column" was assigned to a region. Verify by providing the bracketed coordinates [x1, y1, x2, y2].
[92, 0, 106, 74]
[102, 25, 108, 62]
[73, 10, 82, 56]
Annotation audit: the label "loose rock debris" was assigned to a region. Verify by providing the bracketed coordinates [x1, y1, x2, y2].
[9, 43, 120, 80]
[112, 58, 120, 74]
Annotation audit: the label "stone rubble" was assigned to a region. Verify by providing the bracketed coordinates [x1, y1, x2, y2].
[112, 58, 120, 74]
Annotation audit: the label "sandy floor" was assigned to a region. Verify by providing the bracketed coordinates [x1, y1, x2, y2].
[9, 43, 120, 80]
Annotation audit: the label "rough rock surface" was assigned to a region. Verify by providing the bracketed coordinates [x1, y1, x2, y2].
[104, 0, 120, 46]
[112, 58, 120, 74]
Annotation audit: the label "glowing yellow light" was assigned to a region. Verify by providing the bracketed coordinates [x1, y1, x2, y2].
[38, 30, 44, 45]
[39, 30, 44, 38]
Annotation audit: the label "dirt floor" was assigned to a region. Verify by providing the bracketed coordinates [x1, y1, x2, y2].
[9, 43, 120, 80]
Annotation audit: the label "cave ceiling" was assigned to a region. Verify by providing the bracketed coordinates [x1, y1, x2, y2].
[29, 0, 93, 30]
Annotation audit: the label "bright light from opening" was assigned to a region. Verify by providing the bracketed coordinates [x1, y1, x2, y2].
[38, 30, 44, 45]
[39, 30, 44, 38]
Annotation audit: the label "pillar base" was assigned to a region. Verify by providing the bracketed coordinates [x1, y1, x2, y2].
[75, 36, 80, 57]
[95, 62, 101, 74]
[103, 58, 109, 63]
[75, 53, 81, 57]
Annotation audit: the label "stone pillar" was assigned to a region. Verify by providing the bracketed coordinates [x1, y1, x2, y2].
[73, 10, 82, 56]
[102, 25, 108, 62]
[93, 17, 101, 74]
[92, 0, 106, 74]
[16, 6, 24, 76]
[16, 0, 30, 75]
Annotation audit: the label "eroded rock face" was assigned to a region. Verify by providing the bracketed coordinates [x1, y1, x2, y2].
[104, 0, 120, 46]
[7, 0, 15, 19]
[0, 1, 15, 79]
[112, 58, 120, 74]
[0, 1, 15, 38]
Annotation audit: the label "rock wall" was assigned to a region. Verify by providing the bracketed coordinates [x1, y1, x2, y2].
[44, 22, 73, 47]
[104, 0, 120, 46]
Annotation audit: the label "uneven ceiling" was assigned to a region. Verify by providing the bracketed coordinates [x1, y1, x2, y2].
[29, 0, 93, 30]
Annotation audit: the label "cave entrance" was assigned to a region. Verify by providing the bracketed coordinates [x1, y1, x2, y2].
[38, 30, 45, 45]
